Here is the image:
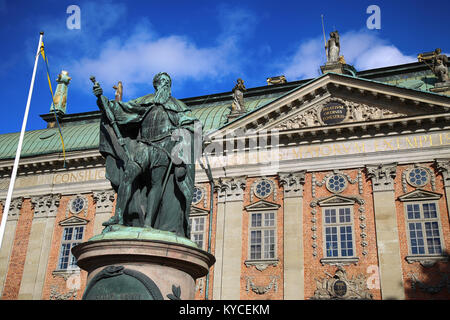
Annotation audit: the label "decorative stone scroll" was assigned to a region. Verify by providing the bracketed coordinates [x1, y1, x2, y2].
[245, 276, 279, 295]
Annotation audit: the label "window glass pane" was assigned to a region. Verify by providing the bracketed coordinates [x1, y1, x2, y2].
[425, 222, 442, 254]
[407, 204, 421, 219]
[251, 213, 262, 227]
[325, 227, 338, 257]
[264, 213, 275, 227]
[409, 222, 425, 255]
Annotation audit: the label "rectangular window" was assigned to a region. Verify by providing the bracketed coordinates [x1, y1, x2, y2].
[249, 212, 276, 260]
[406, 202, 442, 255]
[190, 216, 206, 249]
[324, 207, 354, 258]
[58, 226, 84, 270]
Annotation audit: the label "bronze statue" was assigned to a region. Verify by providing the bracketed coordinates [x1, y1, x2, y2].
[325, 31, 340, 64]
[91, 72, 198, 238]
[231, 78, 246, 113]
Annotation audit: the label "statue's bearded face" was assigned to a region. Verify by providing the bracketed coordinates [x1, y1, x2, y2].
[154, 74, 171, 104]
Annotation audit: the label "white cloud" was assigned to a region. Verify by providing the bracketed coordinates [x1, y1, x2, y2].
[280, 29, 416, 81]
[62, 4, 257, 97]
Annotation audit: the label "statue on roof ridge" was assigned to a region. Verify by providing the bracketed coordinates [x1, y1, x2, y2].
[325, 31, 340, 64]
[231, 78, 246, 113]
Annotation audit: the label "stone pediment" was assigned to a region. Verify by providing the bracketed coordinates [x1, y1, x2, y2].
[245, 200, 280, 211]
[317, 195, 356, 207]
[190, 206, 209, 215]
[271, 97, 407, 130]
[398, 189, 442, 201]
[207, 73, 450, 139]
[59, 215, 89, 226]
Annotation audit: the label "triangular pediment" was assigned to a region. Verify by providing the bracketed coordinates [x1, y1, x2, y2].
[398, 189, 442, 201]
[317, 195, 356, 207]
[207, 73, 450, 139]
[245, 200, 280, 211]
[59, 215, 89, 226]
[190, 206, 209, 216]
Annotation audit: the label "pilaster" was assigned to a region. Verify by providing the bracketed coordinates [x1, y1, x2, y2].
[212, 176, 246, 300]
[92, 190, 116, 237]
[435, 159, 450, 221]
[366, 163, 405, 299]
[279, 171, 306, 300]
[19, 194, 61, 299]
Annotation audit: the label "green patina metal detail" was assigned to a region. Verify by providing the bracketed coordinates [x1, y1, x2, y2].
[89, 224, 199, 248]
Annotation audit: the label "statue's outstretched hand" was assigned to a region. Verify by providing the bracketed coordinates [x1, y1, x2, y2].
[93, 85, 103, 97]
[90, 76, 103, 97]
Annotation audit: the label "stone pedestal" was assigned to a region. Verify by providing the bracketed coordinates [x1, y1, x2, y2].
[320, 63, 356, 76]
[72, 226, 215, 300]
[430, 81, 450, 95]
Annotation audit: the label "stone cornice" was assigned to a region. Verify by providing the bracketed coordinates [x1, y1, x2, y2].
[214, 176, 247, 202]
[278, 171, 306, 198]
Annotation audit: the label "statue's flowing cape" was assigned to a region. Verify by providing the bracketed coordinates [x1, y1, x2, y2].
[98, 93, 198, 237]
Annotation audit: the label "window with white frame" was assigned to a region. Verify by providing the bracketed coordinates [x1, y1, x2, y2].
[190, 216, 206, 249]
[57, 225, 84, 270]
[323, 207, 355, 258]
[406, 202, 443, 255]
[249, 212, 276, 260]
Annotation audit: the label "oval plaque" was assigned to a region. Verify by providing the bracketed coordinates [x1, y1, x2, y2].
[333, 280, 347, 297]
[83, 266, 163, 300]
[320, 102, 347, 125]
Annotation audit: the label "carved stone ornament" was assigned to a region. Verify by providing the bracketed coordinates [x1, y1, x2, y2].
[366, 163, 397, 192]
[66, 194, 89, 218]
[273, 97, 406, 130]
[251, 179, 276, 202]
[279, 171, 306, 198]
[50, 285, 77, 300]
[244, 259, 279, 271]
[92, 190, 115, 212]
[245, 276, 279, 295]
[215, 177, 246, 202]
[311, 265, 373, 300]
[408, 272, 450, 294]
[31, 194, 61, 218]
[0, 197, 23, 221]
[435, 159, 450, 187]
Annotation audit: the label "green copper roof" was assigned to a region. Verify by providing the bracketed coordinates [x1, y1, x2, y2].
[0, 123, 100, 160]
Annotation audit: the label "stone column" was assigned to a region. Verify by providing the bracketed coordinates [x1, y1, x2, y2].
[435, 159, 450, 221]
[212, 176, 246, 300]
[92, 190, 116, 237]
[19, 194, 61, 299]
[366, 163, 405, 300]
[0, 198, 22, 296]
[279, 171, 306, 300]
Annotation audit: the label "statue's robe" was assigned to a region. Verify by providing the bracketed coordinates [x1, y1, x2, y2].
[98, 93, 198, 237]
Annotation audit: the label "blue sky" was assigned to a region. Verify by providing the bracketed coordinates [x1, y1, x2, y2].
[0, 0, 449, 134]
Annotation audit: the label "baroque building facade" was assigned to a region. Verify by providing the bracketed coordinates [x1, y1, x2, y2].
[0, 57, 449, 300]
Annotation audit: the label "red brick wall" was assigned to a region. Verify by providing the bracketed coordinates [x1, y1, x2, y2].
[41, 194, 96, 300]
[1, 199, 33, 300]
[394, 163, 450, 299]
[240, 177, 284, 300]
[303, 169, 382, 300]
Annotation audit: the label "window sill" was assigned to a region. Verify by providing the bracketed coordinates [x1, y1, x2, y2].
[320, 257, 359, 266]
[405, 255, 448, 267]
[52, 268, 80, 280]
[244, 259, 279, 271]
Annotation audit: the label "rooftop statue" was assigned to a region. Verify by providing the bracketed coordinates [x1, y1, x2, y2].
[325, 31, 340, 64]
[91, 72, 198, 239]
[432, 48, 449, 83]
[231, 78, 246, 113]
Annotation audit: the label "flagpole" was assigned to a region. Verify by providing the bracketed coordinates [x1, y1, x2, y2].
[0, 31, 43, 250]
